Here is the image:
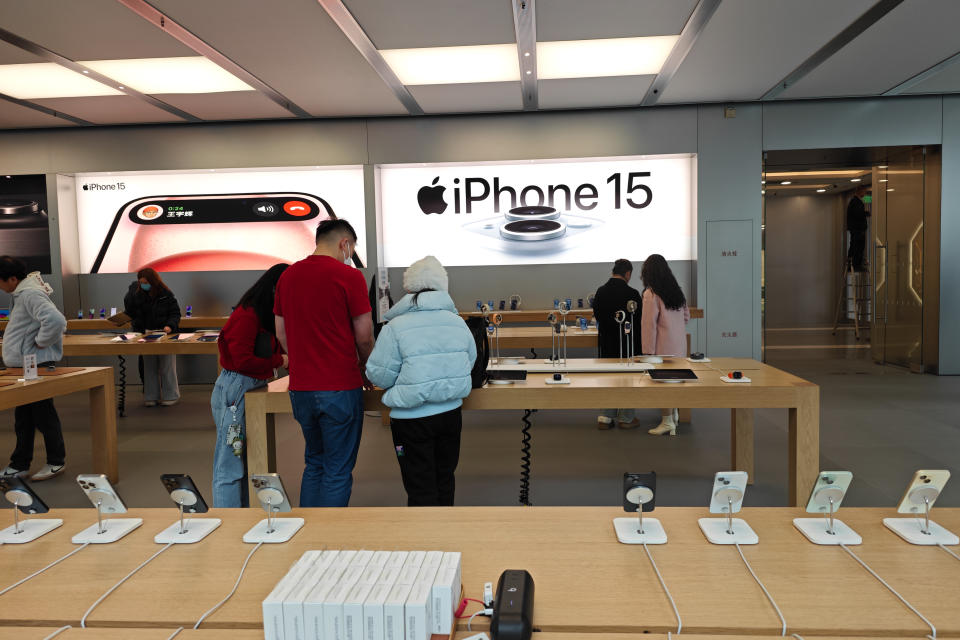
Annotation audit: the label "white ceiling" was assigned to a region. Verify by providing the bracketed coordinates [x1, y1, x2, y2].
[0, 0, 957, 130]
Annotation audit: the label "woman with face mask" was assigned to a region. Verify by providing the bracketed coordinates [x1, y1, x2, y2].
[123, 267, 181, 407]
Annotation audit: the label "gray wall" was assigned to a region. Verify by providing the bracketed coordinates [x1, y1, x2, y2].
[1, 94, 958, 373]
[764, 194, 845, 328]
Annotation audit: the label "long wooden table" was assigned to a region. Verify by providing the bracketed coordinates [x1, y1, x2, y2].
[0, 316, 229, 333]
[0, 507, 955, 637]
[0, 367, 117, 482]
[11, 633, 885, 640]
[461, 307, 704, 322]
[246, 358, 819, 506]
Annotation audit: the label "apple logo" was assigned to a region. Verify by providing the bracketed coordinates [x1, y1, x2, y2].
[417, 177, 447, 214]
[82, 184, 89, 190]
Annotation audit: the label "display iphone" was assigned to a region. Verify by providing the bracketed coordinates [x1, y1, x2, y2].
[896, 470, 950, 514]
[623, 472, 656, 512]
[160, 474, 209, 513]
[251, 473, 293, 513]
[804, 471, 853, 513]
[0, 476, 50, 514]
[91, 192, 364, 273]
[708, 471, 748, 514]
[77, 474, 128, 514]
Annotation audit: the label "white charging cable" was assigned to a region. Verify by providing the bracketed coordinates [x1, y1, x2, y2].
[938, 543, 960, 562]
[80, 542, 174, 628]
[0, 543, 90, 596]
[735, 542, 787, 636]
[166, 627, 184, 639]
[42, 626, 71, 639]
[193, 541, 264, 628]
[467, 608, 494, 631]
[838, 542, 936, 639]
[642, 542, 682, 634]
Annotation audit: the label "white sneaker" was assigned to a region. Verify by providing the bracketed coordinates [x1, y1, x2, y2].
[30, 464, 65, 481]
[597, 416, 614, 430]
[1, 466, 28, 478]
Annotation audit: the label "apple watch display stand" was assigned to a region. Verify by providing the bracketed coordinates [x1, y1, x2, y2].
[884, 496, 959, 545]
[0, 497, 62, 544]
[244, 493, 304, 543]
[699, 498, 758, 545]
[73, 499, 142, 544]
[155, 501, 221, 544]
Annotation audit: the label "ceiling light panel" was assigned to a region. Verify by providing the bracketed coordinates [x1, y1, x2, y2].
[0, 63, 122, 98]
[381, 44, 519, 85]
[537, 36, 679, 79]
[80, 57, 253, 94]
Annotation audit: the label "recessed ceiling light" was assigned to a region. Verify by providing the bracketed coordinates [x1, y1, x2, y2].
[887, 188, 895, 192]
[381, 44, 519, 84]
[761, 190, 765, 194]
[0, 63, 122, 98]
[82, 70, 89, 74]
[118, 86, 124, 90]
[525, 70, 532, 75]
[524, 52, 530, 57]
[816, 189, 826, 193]
[879, 179, 888, 182]
[780, 181, 791, 185]
[850, 178, 861, 182]
[761, 180, 765, 184]
[79, 57, 253, 94]
[537, 36, 679, 79]
[878, 165, 888, 169]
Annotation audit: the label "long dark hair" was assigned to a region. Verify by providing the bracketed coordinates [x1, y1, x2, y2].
[137, 267, 171, 298]
[641, 254, 686, 311]
[237, 263, 289, 334]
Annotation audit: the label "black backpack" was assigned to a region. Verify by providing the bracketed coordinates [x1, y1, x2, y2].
[464, 317, 490, 388]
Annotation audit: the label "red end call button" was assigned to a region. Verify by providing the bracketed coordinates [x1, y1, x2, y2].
[283, 200, 311, 216]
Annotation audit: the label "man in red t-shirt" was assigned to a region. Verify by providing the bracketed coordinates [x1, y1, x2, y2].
[274, 219, 374, 507]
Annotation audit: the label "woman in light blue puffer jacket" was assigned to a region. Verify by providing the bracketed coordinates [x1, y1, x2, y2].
[365, 256, 476, 506]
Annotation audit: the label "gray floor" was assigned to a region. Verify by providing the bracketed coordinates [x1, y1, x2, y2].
[1, 348, 958, 512]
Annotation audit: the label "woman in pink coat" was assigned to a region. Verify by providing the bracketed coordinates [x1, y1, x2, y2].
[640, 254, 690, 436]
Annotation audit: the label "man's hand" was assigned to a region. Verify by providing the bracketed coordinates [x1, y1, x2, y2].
[361, 374, 375, 391]
[281, 354, 289, 368]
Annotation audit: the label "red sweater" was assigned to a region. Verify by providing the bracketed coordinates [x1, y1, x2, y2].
[218, 305, 284, 380]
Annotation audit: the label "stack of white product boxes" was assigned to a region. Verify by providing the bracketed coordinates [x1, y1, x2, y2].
[263, 549, 462, 640]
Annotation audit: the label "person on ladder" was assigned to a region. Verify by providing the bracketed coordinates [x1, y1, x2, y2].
[847, 186, 870, 272]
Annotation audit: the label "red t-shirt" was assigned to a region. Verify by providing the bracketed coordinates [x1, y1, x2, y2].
[273, 255, 371, 391]
[218, 305, 284, 380]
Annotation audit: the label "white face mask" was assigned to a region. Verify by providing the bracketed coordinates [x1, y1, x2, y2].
[341, 244, 353, 266]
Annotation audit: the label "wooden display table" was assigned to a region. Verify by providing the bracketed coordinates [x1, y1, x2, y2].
[461, 307, 704, 323]
[0, 507, 956, 637]
[246, 358, 819, 506]
[0, 316, 229, 333]
[18, 632, 883, 640]
[0, 367, 117, 481]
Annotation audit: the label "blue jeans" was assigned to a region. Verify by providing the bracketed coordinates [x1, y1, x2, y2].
[211, 369, 266, 508]
[289, 388, 364, 507]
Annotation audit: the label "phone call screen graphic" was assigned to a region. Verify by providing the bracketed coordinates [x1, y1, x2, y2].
[74, 167, 366, 274]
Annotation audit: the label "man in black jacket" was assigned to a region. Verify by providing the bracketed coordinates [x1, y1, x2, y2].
[847, 186, 870, 271]
[592, 259, 642, 429]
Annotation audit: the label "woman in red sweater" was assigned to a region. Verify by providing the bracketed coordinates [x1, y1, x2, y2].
[211, 263, 288, 507]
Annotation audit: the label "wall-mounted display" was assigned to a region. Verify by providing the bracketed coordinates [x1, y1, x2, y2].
[0, 174, 50, 274]
[74, 167, 366, 274]
[376, 154, 696, 267]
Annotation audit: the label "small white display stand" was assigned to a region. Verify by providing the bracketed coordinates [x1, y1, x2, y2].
[884, 518, 960, 546]
[155, 507, 221, 544]
[793, 517, 862, 545]
[614, 517, 667, 544]
[243, 517, 305, 543]
[698, 517, 759, 545]
[73, 518, 142, 544]
[0, 518, 62, 543]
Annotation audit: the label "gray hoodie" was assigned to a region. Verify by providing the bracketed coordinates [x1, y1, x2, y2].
[1, 272, 67, 367]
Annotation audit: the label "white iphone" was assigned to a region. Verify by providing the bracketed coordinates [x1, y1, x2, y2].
[896, 470, 950, 514]
[804, 471, 853, 513]
[708, 471, 748, 514]
[77, 474, 128, 513]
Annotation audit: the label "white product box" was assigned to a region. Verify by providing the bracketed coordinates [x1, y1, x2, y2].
[413, 564, 438, 586]
[334, 550, 358, 567]
[403, 551, 426, 569]
[431, 566, 460, 635]
[440, 552, 461, 570]
[385, 551, 408, 568]
[369, 551, 391, 567]
[404, 582, 433, 640]
[360, 562, 385, 586]
[324, 573, 363, 640]
[263, 550, 323, 640]
[352, 550, 374, 567]
[303, 568, 348, 640]
[422, 551, 443, 567]
[384, 582, 414, 640]
[343, 581, 375, 640]
[377, 566, 401, 587]
[397, 565, 422, 586]
[339, 565, 366, 588]
[363, 581, 394, 640]
[283, 551, 338, 640]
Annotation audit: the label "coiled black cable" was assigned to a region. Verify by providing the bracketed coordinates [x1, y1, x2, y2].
[519, 409, 536, 505]
[117, 355, 126, 417]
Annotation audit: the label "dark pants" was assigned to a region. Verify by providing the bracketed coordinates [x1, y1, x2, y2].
[11, 399, 65, 470]
[390, 407, 462, 507]
[848, 229, 867, 271]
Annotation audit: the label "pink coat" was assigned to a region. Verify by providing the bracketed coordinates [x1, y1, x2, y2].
[641, 289, 689, 356]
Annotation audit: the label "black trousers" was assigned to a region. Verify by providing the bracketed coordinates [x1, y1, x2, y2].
[390, 407, 462, 506]
[848, 229, 867, 271]
[11, 398, 65, 470]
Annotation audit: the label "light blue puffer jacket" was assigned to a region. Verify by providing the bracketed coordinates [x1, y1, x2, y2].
[1, 273, 67, 367]
[365, 290, 477, 419]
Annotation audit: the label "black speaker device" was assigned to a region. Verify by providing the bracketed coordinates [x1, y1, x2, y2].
[490, 569, 534, 640]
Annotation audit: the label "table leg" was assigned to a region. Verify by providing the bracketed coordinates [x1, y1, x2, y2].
[731, 409, 754, 485]
[380, 410, 390, 427]
[246, 391, 277, 476]
[90, 376, 119, 483]
[789, 387, 820, 507]
[678, 408, 692, 423]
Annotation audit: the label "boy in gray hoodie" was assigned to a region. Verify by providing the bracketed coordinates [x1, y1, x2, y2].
[0, 256, 68, 481]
